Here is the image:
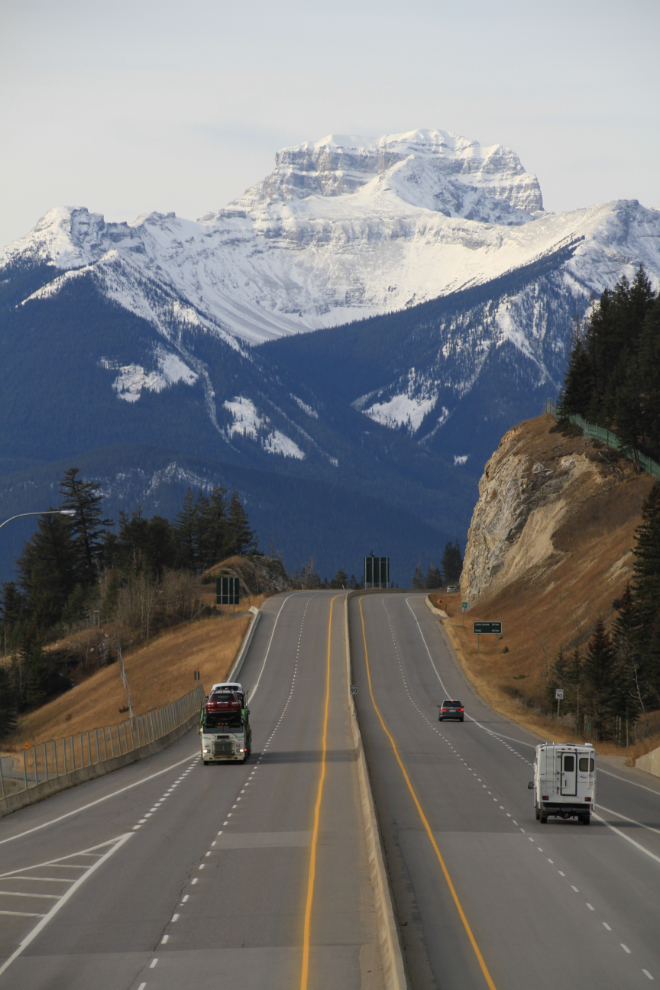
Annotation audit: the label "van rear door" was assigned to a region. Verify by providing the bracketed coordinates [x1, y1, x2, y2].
[560, 753, 577, 796]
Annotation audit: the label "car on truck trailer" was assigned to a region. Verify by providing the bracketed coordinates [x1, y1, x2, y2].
[529, 742, 596, 824]
[200, 688, 251, 764]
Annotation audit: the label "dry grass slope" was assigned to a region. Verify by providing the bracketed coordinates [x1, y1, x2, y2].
[2, 594, 271, 760]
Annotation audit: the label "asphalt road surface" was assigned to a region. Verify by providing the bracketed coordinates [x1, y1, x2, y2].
[350, 592, 660, 990]
[0, 592, 382, 990]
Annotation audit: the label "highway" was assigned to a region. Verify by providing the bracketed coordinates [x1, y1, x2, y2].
[350, 592, 660, 990]
[0, 593, 382, 990]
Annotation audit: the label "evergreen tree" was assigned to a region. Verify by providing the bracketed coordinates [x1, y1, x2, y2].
[173, 489, 199, 571]
[205, 487, 230, 567]
[15, 511, 79, 629]
[0, 581, 27, 646]
[582, 619, 617, 739]
[0, 664, 17, 739]
[630, 484, 660, 696]
[557, 339, 594, 418]
[441, 540, 463, 584]
[639, 297, 660, 460]
[411, 563, 425, 589]
[329, 567, 348, 589]
[58, 468, 112, 585]
[226, 490, 257, 557]
[426, 562, 442, 588]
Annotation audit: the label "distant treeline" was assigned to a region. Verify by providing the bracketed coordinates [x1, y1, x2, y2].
[559, 266, 660, 461]
[0, 469, 258, 733]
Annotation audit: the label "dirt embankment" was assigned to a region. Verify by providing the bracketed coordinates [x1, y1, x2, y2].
[449, 414, 658, 756]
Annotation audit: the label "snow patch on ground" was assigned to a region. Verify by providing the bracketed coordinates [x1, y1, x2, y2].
[223, 397, 265, 439]
[290, 394, 318, 418]
[262, 430, 304, 459]
[99, 349, 198, 402]
[223, 396, 305, 459]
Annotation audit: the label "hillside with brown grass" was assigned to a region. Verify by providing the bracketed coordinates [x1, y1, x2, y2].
[1, 593, 271, 763]
[438, 413, 660, 760]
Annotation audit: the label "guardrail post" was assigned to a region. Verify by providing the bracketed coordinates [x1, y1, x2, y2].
[94, 728, 100, 763]
[122, 722, 128, 753]
[0, 758, 4, 798]
[78, 733, 83, 767]
[32, 745, 38, 786]
[43, 742, 48, 779]
[70, 735, 74, 769]
[23, 750, 28, 791]
[62, 738, 67, 774]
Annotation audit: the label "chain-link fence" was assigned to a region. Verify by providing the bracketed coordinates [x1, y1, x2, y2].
[545, 400, 660, 481]
[0, 684, 205, 799]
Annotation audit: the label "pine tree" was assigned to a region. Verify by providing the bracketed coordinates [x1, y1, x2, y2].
[329, 568, 348, 589]
[0, 664, 17, 739]
[411, 563, 425, 589]
[426, 562, 442, 589]
[441, 540, 463, 585]
[205, 487, 230, 567]
[639, 297, 660, 460]
[15, 511, 79, 629]
[173, 489, 198, 571]
[226, 490, 257, 557]
[582, 619, 617, 739]
[557, 339, 594, 418]
[630, 484, 660, 696]
[59, 468, 112, 585]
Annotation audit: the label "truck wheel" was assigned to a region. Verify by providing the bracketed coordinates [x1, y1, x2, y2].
[203, 760, 209, 766]
[535, 808, 540, 821]
[581, 815, 590, 825]
[540, 814, 548, 824]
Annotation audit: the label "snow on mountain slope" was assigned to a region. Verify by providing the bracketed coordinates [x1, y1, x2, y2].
[4, 129, 659, 352]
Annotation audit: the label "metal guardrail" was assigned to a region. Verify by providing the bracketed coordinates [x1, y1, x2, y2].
[0, 685, 205, 799]
[545, 400, 660, 481]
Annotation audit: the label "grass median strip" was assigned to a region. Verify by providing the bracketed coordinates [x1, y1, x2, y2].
[358, 596, 499, 990]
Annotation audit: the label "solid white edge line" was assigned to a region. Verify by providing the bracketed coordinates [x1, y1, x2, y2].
[0, 833, 132, 978]
[596, 803, 660, 837]
[404, 596, 660, 866]
[0, 752, 198, 846]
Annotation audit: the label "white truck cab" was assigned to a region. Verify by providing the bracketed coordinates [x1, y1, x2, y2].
[530, 743, 596, 825]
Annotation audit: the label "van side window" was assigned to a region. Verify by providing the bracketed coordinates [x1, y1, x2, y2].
[579, 757, 595, 772]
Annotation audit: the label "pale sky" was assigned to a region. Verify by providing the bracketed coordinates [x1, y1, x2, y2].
[1, 0, 659, 250]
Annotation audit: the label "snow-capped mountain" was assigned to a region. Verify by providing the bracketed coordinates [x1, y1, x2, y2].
[1, 128, 659, 578]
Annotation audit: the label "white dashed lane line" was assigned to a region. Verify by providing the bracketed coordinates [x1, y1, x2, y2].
[139, 597, 312, 981]
[380, 598, 657, 985]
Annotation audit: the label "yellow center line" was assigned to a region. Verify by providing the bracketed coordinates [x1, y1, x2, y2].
[358, 597, 498, 990]
[300, 594, 340, 990]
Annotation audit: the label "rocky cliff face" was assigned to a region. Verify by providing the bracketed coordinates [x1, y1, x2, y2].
[461, 415, 651, 604]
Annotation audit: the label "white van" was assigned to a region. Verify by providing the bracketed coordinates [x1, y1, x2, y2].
[529, 743, 596, 824]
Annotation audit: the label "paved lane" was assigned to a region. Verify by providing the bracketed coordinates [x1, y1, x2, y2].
[351, 593, 660, 990]
[0, 593, 382, 990]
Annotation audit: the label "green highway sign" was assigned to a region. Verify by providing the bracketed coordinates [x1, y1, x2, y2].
[216, 576, 240, 605]
[364, 555, 389, 588]
[473, 621, 502, 635]
[462, 602, 468, 611]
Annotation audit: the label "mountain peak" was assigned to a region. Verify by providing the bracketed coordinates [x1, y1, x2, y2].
[226, 128, 544, 220]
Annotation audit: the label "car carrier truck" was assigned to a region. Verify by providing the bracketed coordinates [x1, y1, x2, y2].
[200, 687, 251, 764]
[529, 742, 596, 824]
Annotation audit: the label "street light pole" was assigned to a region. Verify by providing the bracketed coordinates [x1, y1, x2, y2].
[0, 510, 76, 532]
